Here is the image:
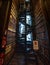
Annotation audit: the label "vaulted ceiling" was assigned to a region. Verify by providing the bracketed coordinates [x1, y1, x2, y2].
[14, 0, 38, 15]
[15, 0, 38, 6]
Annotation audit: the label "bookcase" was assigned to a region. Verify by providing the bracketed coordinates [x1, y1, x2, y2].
[34, 0, 49, 63]
[4, 0, 17, 65]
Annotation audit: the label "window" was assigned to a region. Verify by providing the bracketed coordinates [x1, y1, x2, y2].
[18, 2, 33, 52]
[19, 22, 25, 34]
[26, 15, 32, 26]
[26, 32, 33, 41]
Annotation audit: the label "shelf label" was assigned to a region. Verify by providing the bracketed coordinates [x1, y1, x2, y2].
[33, 40, 39, 50]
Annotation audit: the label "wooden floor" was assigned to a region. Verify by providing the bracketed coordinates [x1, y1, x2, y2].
[8, 53, 25, 65]
[8, 52, 44, 65]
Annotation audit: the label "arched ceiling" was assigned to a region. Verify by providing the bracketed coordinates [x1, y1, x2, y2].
[14, 0, 38, 14]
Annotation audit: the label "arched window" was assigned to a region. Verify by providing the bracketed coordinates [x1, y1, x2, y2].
[18, 1, 33, 52]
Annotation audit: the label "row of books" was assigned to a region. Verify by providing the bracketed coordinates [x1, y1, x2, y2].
[4, 0, 17, 65]
[8, 0, 17, 32]
[6, 0, 17, 50]
[34, 0, 49, 58]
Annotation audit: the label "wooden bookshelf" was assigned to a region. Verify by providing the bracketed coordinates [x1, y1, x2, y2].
[4, 0, 17, 65]
[34, 0, 49, 63]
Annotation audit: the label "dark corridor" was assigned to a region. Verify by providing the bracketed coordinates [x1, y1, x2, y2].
[0, 0, 50, 65]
